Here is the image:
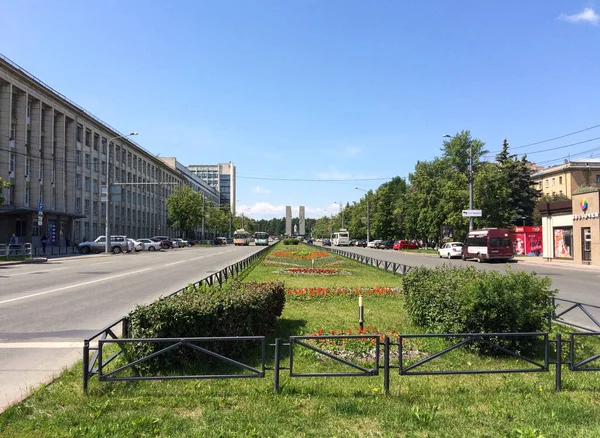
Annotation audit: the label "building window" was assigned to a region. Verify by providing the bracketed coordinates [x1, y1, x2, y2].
[85, 199, 90, 213]
[553, 227, 572, 259]
[25, 158, 31, 176]
[545, 179, 549, 188]
[76, 174, 82, 189]
[559, 176, 563, 184]
[93, 157, 98, 172]
[39, 163, 44, 183]
[93, 179, 98, 194]
[25, 187, 30, 205]
[85, 154, 90, 169]
[10, 123, 16, 140]
[101, 161, 106, 175]
[85, 130, 91, 147]
[596, 174, 600, 184]
[552, 178, 555, 186]
[93, 134, 99, 151]
[76, 197, 81, 212]
[9, 152, 15, 173]
[76, 150, 81, 166]
[85, 177, 91, 191]
[102, 137, 107, 155]
[76, 124, 83, 143]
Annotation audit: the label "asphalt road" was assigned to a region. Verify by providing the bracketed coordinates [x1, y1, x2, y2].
[0, 244, 262, 412]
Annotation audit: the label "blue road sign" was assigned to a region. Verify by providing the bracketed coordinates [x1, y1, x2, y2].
[38, 202, 44, 212]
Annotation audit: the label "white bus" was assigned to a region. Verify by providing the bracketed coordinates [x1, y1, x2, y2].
[254, 232, 269, 246]
[233, 229, 251, 246]
[332, 229, 350, 246]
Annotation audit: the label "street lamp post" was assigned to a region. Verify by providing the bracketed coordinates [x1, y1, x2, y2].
[334, 201, 345, 228]
[105, 132, 138, 253]
[443, 134, 474, 231]
[354, 187, 370, 244]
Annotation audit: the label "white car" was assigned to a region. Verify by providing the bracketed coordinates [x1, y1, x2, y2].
[127, 238, 144, 252]
[367, 240, 381, 248]
[172, 238, 186, 248]
[137, 238, 162, 251]
[438, 242, 464, 259]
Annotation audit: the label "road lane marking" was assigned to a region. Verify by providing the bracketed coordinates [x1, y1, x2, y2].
[0, 267, 152, 306]
[0, 342, 82, 349]
[190, 256, 205, 261]
[4, 267, 70, 277]
[165, 261, 186, 266]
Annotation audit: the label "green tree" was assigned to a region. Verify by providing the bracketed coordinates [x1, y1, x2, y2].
[166, 186, 203, 237]
[0, 178, 9, 205]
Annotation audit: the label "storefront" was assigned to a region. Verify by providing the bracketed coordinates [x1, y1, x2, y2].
[512, 226, 543, 256]
[538, 200, 573, 262]
[571, 192, 600, 265]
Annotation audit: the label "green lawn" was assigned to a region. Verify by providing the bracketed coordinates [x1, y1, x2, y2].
[1, 242, 599, 437]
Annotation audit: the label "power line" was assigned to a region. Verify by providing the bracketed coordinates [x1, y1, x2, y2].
[517, 136, 600, 156]
[535, 145, 600, 166]
[237, 175, 394, 182]
[511, 123, 600, 150]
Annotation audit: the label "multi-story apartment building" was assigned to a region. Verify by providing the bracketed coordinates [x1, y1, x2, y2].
[532, 158, 600, 199]
[0, 54, 224, 245]
[188, 162, 236, 214]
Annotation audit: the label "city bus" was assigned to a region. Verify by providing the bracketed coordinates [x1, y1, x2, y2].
[332, 229, 350, 246]
[254, 231, 269, 246]
[233, 229, 251, 246]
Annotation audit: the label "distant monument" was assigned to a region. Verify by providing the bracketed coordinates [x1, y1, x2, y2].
[299, 206, 305, 236]
[285, 206, 292, 236]
[293, 224, 298, 235]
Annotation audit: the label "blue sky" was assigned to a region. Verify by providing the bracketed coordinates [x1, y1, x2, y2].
[2, 1, 599, 220]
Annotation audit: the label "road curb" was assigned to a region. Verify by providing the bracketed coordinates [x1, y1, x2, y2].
[0, 258, 48, 266]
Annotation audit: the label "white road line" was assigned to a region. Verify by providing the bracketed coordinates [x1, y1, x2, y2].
[0, 342, 82, 349]
[0, 267, 152, 306]
[165, 260, 186, 266]
[4, 267, 70, 277]
[190, 256, 205, 261]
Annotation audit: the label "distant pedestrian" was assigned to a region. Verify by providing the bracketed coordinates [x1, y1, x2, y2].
[9, 233, 18, 255]
[41, 234, 48, 255]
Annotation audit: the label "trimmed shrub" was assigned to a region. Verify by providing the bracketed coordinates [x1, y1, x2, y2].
[283, 238, 299, 245]
[403, 265, 556, 353]
[126, 281, 285, 371]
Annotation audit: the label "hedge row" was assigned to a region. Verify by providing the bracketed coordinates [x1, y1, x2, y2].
[126, 281, 285, 371]
[402, 265, 556, 353]
[282, 238, 299, 245]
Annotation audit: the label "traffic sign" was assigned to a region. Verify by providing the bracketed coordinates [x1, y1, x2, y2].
[37, 218, 43, 226]
[38, 202, 43, 212]
[462, 209, 482, 217]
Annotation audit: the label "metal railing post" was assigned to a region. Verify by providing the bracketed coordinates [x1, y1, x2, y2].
[556, 333, 562, 391]
[274, 338, 281, 393]
[384, 336, 390, 395]
[83, 339, 90, 393]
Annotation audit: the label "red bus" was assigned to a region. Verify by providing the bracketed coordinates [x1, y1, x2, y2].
[462, 228, 514, 263]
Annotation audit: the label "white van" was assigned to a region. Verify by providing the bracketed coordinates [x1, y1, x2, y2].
[332, 229, 350, 246]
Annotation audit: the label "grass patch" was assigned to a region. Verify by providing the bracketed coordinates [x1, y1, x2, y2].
[2, 242, 600, 437]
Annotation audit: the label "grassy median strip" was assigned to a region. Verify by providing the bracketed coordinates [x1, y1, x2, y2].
[1, 243, 599, 437]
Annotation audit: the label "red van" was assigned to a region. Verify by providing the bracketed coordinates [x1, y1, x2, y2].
[462, 228, 514, 263]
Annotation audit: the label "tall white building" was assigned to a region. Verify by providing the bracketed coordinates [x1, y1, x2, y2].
[187, 162, 236, 214]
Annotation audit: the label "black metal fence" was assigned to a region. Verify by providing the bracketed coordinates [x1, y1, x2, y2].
[88, 331, 600, 393]
[317, 245, 412, 275]
[83, 245, 271, 390]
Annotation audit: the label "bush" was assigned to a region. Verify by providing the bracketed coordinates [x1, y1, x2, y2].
[403, 265, 556, 354]
[126, 281, 285, 371]
[283, 238, 299, 245]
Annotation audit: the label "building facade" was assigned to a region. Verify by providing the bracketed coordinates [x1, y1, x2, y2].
[0, 55, 226, 245]
[188, 162, 236, 214]
[532, 158, 600, 199]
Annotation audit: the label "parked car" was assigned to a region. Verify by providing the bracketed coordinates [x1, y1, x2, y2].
[137, 238, 162, 251]
[367, 240, 381, 248]
[376, 240, 393, 249]
[322, 238, 331, 246]
[438, 242, 464, 259]
[78, 235, 129, 254]
[151, 236, 173, 249]
[356, 240, 367, 247]
[393, 240, 419, 250]
[127, 238, 144, 252]
[171, 238, 186, 248]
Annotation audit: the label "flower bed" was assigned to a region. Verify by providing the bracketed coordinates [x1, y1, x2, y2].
[279, 267, 348, 276]
[286, 286, 399, 299]
[270, 250, 330, 260]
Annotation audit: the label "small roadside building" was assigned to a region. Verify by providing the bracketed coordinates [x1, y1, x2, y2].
[537, 190, 600, 266]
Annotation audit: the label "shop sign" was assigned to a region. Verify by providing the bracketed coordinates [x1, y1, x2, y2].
[573, 212, 599, 220]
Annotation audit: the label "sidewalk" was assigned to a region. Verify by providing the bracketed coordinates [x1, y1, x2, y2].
[511, 256, 600, 272]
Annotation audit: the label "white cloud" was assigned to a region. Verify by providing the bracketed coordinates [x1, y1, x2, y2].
[559, 7, 600, 24]
[343, 146, 361, 156]
[252, 186, 272, 194]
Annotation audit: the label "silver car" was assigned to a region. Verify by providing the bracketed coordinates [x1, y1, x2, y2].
[137, 238, 162, 251]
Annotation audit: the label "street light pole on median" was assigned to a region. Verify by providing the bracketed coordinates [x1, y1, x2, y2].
[105, 132, 138, 253]
[354, 187, 370, 245]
